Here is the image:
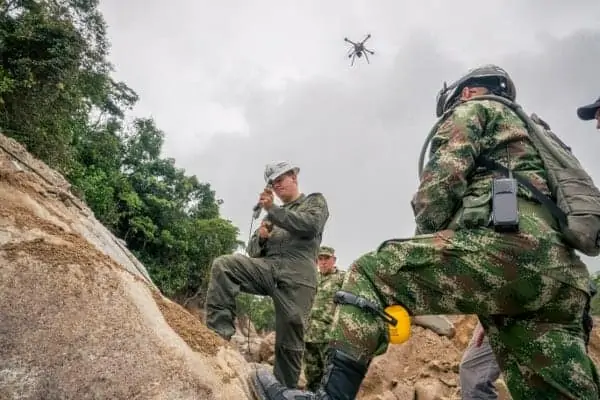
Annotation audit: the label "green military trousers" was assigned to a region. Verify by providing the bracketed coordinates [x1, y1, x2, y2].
[205, 254, 316, 388]
[328, 226, 600, 400]
[303, 341, 328, 391]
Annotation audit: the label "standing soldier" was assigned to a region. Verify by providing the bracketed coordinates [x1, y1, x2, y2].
[303, 246, 346, 391]
[204, 161, 329, 389]
[249, 66, 600, 400]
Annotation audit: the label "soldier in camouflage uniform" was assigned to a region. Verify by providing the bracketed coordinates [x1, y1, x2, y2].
[303, 246, 346, 391]
[249, 66, 600, 400]
[459, 101, 600, 400]
[205, 161, 329, 389]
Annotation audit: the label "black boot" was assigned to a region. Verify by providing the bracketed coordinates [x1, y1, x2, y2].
[250, 349, 369, 400]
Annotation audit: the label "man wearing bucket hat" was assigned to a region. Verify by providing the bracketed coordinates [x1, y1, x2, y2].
[577, 95, 600, 130]
[303, 246, 345, 391]
[205, 161, 329, 389]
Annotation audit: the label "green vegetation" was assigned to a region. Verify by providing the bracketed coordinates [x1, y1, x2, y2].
[236, 293, 276, 333]
[0, 0, 245, 308]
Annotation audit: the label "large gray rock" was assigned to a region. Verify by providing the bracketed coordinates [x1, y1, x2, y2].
[412, 315, 456, 338]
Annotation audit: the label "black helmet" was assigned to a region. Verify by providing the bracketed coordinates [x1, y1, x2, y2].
[435, 64, 517, 117]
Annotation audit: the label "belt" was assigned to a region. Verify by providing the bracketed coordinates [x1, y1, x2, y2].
[446, 196, 559, 231]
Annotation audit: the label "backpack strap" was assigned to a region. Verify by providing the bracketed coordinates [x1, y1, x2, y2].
[477, 155, 567, 227]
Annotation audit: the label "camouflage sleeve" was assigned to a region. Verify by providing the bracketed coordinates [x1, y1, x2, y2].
[336, 272, 346, 290]
[411, 102, 487, 234]
[267, 193, 329, 237]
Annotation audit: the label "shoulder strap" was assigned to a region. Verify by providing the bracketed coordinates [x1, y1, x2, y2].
[477, 156, 567, 227]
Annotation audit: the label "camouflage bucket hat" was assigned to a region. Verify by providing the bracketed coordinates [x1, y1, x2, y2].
[264, 161, 300, 184]
[318, 246, 335, 257]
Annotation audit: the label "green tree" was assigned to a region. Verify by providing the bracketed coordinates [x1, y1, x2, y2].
[236, 293, 276, 333]
[0, 0, 241, 307]
[0, 0, 136, 171]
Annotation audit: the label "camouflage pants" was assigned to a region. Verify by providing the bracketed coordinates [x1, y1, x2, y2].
[303, 342, 328, 391]
[329, 227, 600, 400]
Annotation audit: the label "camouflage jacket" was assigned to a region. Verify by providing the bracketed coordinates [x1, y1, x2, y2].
[305, 268, 346, 342]
[411, 98, 589, 292]
[246, 192, 329, 288]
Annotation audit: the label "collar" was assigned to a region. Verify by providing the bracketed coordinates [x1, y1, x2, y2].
[283, 192, 305, 207]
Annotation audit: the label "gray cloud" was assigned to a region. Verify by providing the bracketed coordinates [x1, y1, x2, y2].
[181, 29, 600, 270]
[99, 1, 600, 271]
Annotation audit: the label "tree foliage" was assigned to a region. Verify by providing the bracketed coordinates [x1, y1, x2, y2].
[0, 0, 241, 302]
[236, 293, 276, 333]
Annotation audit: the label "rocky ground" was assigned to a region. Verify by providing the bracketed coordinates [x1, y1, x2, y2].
[225, 314, 509, 400]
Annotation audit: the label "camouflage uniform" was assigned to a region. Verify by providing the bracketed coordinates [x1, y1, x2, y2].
[328, 98, 600, 399]
[205, 192, 329, 388]
[250, 96, 600, 399]
[303, 246, 346, 391]
[460, 264, 598, 400]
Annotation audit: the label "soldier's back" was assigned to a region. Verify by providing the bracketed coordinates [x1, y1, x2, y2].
[447, 99, 590, 294]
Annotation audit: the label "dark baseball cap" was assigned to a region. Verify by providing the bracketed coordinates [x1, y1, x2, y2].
[577, 96, 600, 120]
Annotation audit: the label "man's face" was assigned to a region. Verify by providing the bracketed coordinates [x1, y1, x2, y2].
[595, 109, 600, 130]
[460, 86, 489, 100]
[317, 254, 335, 273]
[271, 171, 297, 201]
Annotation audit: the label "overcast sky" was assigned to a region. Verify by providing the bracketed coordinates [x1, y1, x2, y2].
[98, 0, 600, 272]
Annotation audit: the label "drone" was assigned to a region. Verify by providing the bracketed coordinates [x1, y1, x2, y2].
[344, 34, 374, 66]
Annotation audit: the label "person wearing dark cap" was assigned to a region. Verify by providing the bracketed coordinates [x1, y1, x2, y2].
[577, 96, 600, 130]
[303, 246, 345, 391]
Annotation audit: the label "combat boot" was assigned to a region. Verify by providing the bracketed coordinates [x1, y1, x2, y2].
[250, 349, 369, 400]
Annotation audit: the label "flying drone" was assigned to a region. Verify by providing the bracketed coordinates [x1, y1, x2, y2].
[344, 34, 374, 66]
